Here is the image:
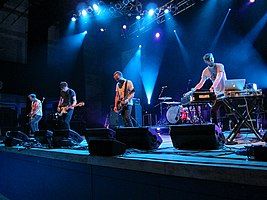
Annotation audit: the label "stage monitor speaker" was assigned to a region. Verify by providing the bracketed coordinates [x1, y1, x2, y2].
[3, 131, 29, 147]
[34, 130, 53, 147]
[84, 128, 115, 141]
[53, 129, 83, 147]
[116, 127, 163, 150]
[88, 139, 126, 156]
[170, 124, 224, 150]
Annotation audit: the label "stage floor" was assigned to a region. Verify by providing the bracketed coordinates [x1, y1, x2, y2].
[1, 131, 267, 188]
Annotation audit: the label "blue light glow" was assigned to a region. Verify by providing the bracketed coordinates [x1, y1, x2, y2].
[71, 17, 76, 22]
[164, 9, 169, 14]
[83, 30, 87, 34]
[93, 4, 99, 11]
[155, 32, 160, 38]
[136, 15, 141, 20]
[148, 9, 155, 16]
[81, 9, 87, 16]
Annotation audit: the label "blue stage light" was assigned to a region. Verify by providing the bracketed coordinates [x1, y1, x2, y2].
[81, 9, 87, 16]
[249, 0, 255, 3]
[136, 15, 141, 20]
[139, 45, 142, 48]
[122, 25, 127, 30]
[83, 30, 87, 34]
[148, 9, 155, 16]
[155, 32, 160, 38]
[71, 17, 76, 22]
[93, 4, 99, 11]
[100, 28, 105, 32]
[164, 9, 169, 14]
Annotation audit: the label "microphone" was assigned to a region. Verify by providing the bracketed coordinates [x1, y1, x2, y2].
[162, 86, 167, 88]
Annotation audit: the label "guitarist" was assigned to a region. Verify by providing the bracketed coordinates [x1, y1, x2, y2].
[113, 71, 135, 127]
[57, 82, 77, 129]
[28, 94, 43, 134]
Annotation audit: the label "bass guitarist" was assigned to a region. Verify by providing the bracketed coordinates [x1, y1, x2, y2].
[57, 82, 77, 129]
[113, 71, 135, 127]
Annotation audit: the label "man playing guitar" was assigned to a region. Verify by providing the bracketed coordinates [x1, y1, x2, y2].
[28, 93, 43, 134]
[113, 71, 135, 127]
[57, 82, 77, 129]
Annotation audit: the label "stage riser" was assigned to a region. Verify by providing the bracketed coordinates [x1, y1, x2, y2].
[1, 152, 267, 200]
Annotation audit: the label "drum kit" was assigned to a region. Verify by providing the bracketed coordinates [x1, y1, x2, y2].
[156, 96, 208, 125]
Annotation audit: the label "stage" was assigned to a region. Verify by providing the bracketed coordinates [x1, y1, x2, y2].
[1, 133, 267, 200]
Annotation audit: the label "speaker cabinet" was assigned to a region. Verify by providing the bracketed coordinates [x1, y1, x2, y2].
[53, 129, 83, 147]
[34, 130, 53, 147]
[170, 124, 223, 150]
[88, 139, 126, 156]
[116, 127, 163, 150]
[84, 128, 116, 141]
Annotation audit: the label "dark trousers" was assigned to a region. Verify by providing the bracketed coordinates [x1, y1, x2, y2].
[62, 109, 74, 130]
[210, 100, 223, 125]
[29, 115, 42, 133]
[121, 105, 133, 127]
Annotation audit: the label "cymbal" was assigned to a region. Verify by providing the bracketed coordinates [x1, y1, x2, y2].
[163, 101, 181, 105]
[158, 96, 172, 101]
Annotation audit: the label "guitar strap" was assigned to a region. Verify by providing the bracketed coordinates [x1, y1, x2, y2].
[124, 80, 128, 100]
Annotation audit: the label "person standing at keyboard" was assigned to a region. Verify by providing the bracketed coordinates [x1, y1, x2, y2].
[192, 53, 227, 125]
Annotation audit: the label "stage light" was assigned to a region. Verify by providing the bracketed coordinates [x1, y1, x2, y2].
[93, 4, 99, 11]
[164, 9, 169, 14]
[155, 32, 160, 38]
[81, 9, 87, 16]
[174, 30, 176, 32]
[148, 9, 155, 16]
[139, 45, 142, 48]
[136, 15, 141, 20]
[100, 28, 105, 32]
[122, 25, 127, 30]
[71, 17, 76, 22]
[249, 0, 255, 3]
[83, 30, 87, 34]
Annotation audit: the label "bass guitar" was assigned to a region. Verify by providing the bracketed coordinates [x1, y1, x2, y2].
[57, 101, 85, 116]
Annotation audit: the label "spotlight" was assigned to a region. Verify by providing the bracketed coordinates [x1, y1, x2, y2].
[122, 25, 127, 30]
[83, 30, 88, 34]
[93, 4, 99, 11]
[174, 30, 176, 32]
[136, 15, 141, 20]
[71, 17, 76, 22]
[139, 45, 142, 48]
[164, 9, 169, 14]
[155, 32, 160, 38]
[148, 9, 155, 16]
[100, 28, 105, 32]
[81, 9, 87, 16]
[249, 0, 255, 3]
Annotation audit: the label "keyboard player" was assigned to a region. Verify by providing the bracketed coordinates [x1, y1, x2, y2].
[192, 53, 227, 126]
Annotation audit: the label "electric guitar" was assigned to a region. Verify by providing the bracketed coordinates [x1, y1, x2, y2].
[116, 90, 135, 113]
[57, 102, 85, 116]
[28, 97, 45, 119]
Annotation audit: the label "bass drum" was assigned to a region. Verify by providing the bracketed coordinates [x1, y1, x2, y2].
[166, 105, 182, 124]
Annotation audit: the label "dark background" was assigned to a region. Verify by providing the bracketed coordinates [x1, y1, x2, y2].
[0, 0, 266, 127]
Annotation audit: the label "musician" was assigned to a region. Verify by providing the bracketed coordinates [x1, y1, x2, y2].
[113, 71, 135, 127]
[28, 94, 43, 134]
[193, 53, 227, 125]
[57, 82, 77, 129]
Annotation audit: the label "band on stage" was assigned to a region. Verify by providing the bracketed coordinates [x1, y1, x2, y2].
[26, 52, 264, 143]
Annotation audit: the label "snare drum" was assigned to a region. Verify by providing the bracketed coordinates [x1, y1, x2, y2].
[166, 105, 183, 124]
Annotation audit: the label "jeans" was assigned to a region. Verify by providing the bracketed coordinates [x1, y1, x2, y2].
[62, 109, 74, 130]
[29, 115, 42, 133]
[121, 105, 133, 127]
